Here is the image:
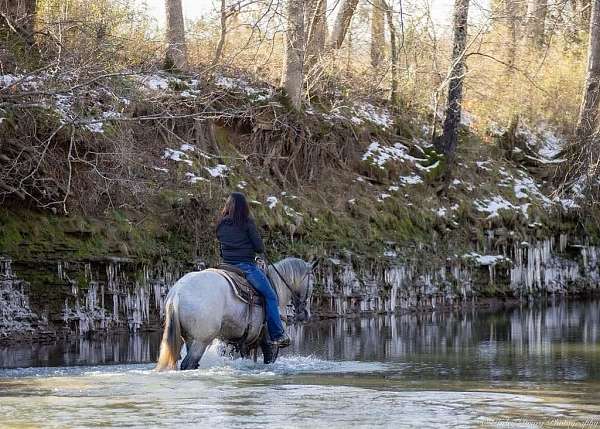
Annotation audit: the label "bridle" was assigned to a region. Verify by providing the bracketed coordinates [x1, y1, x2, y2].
[262, 256, 313, 316]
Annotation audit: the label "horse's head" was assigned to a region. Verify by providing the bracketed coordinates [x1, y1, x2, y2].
[291, 258, 319, 323]
[269, 257, 319, 323]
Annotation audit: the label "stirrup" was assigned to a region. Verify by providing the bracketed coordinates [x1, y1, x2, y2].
[271, 333, 291, 348]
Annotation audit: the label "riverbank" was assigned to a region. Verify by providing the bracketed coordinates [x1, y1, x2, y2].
[1, 70, 599, 341]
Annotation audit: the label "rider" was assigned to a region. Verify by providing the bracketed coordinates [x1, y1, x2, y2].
[216, 192, 291, 348]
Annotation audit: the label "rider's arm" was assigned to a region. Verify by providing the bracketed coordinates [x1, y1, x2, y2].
[247, 218, 265, 254]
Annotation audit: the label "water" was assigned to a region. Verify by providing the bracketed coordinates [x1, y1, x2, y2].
[1, 300, 600, 428]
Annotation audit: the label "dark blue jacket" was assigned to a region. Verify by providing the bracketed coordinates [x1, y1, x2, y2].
[216, 217, 264, 264]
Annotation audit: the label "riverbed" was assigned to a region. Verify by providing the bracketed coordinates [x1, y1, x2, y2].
[1, 300, 599, 428]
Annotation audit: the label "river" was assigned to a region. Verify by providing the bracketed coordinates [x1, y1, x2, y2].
[1, 300, 599, 428]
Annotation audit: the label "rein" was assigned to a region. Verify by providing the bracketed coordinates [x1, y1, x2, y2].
[263, 255, 311, 311]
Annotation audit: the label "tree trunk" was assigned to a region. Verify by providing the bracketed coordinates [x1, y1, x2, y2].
[212, 0, 227, 66]
[328, 0, 359, 49]
[165, 0, 187, 70]
[437, 0, 470, 159]
[529, 0, 547, 47]
[382, 0, 398, 103]
[504, 0, 518, 70]
[581, 0, 592, 30]
[0, 0, 36, 45]
[281, 0, 305, 109]
[305, 0, 327, 66]
[576, 0, 600, 139]
[371, 0, 385, 68]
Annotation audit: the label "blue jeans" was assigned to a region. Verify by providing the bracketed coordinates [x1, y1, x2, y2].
[234, 262, 285, 341]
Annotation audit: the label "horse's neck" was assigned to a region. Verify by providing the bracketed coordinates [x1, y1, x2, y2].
[269, 266, 292, 308]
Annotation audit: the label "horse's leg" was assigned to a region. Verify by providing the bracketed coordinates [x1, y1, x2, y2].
[180, 340, 210, 370]
[260, 331, 279, 364]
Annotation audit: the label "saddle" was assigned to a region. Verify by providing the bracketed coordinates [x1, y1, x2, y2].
[207, 263, 264, 306]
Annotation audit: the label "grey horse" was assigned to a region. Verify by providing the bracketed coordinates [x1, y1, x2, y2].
[156, 257, 316, 371]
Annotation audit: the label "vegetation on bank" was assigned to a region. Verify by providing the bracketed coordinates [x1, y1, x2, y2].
[1, 0, 599, 303]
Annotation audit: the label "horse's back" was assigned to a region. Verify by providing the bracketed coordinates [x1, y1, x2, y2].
[168, 270, 233, 336]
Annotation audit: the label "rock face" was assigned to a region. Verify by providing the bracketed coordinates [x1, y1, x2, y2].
[0, 257, 45, 340]
[1, 233, 598, 341]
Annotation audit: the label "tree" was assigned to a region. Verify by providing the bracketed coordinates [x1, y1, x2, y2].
[436, 0, 470, 159]
[371, 0, 385, 68]
[0, 0, 37, 45]
[382, 0, 398, 103]
[575, 0, 600, 139]
[281, 0, 305, 109]
[165, 0, 187, 70]
[529, 0, 547, 47]
[306, 0, 327, 66]
[504, 0, 518, 70]
[328, 0, 359, 49]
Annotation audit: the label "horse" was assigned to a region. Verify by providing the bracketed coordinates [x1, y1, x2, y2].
[155, 257, 317, 371]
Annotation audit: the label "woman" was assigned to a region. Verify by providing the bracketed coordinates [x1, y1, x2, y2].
[216, 192, 291, 348]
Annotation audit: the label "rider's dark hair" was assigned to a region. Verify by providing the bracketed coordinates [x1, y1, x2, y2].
[218, 192, 250, 226]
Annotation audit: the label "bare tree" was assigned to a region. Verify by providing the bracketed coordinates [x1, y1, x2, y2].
[212, 0, 228, 66]
[371, 0, 385, 68]
[328, 0, 359, 49]
[504, 0, 519, 69]
[0, 0, 37, 45]
[165, 0, 187, 69]
[382, 0, 398, 103]
[576, 0, 600, 139]
[529, 0, 547, 47]
[306, 0, 327, 66]
[281, 0, 305, 109]
[436, 0, 470, 159]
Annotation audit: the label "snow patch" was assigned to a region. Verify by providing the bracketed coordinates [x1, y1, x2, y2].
[215, 76, 272, 101]
[163, 148, 192, 166]
[204, 164, 229, 177]
[185, 172, 208, 184]
[353, 103, 393, 128]
[266, 196, 278, 209]
[463, 252, 511, 266]
[474, 196, 529, 218]
[399, 174, 423, 185]
[362, 141, 423, 168]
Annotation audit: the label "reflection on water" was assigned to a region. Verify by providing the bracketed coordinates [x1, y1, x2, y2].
[288, 299, 600, 382]
[0, 300, 599, 428]
[0, 332, 161, 368]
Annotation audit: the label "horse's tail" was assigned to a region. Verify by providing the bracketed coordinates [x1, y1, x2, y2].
[155, 292, 183, 371]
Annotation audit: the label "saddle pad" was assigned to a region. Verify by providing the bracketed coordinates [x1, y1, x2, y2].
[205, 268, 263, 306]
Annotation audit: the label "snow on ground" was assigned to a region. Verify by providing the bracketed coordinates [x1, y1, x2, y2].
[362, 141, 427, 169]
[185, 172, 208, 184]
[538, 129, 564, 160]
[462, 252, 511, 266]
[353, 103, 393, 128]
[215, 76, 273, 101]
[512, 173, 553, 206]
[433, 204, 459, 217]
[283, 205, 302, 218]
[474, 196, 529, 218]
[205, 164, 229, 177]
[136, 74, 171, 91]
[476, 160, 492, 171]
[377, 193, 392, 202]
[266, 196, 278, 209]
[399, 174, 423, 186]
[163, 148, 192, 166]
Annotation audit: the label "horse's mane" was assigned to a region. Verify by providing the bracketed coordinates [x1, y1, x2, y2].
[267, 257, 310, 292]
